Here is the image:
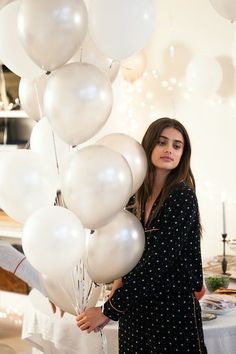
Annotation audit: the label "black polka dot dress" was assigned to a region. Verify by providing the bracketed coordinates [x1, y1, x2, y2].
[103, 182, 207, 353]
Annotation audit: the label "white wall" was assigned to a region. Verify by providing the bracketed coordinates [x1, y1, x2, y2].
[3, 0, 234, 262]
[98, 0, 236, 261]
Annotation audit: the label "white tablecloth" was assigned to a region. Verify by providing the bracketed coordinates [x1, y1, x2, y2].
[22, 290, 118, 354]
[202, 310, 236, 354]
[22, 290, 236, 354]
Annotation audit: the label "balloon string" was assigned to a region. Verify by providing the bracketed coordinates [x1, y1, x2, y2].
[84, 280, 93, 307]
[77, 259, 87, 312]
[70, 261, 90, 315]
[71, 265, 80, 314]
[33, 81, 43, 119]
[79, 259, 85, 311]
[51, 129, 60, 175]
[41, 73, 60, 179]
[99, 284, 108, 354]
[99, 328, 108, 354]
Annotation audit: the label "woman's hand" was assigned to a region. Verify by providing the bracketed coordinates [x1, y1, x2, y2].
[76, 307, 109, 333]
[194, 286, 206, 300]
[94, 317, 110, 333]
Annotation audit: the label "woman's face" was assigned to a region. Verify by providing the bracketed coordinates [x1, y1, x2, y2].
[151, 127, 184, 172]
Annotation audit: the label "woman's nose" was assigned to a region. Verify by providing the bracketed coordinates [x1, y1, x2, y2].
[164, 144, 172, 153]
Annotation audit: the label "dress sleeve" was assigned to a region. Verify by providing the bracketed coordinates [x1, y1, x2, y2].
[103, 185, 201, 320]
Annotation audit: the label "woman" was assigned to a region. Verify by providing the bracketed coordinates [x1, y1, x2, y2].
[76, 117, 207, 353]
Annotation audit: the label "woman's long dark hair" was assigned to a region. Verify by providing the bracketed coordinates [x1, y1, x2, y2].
[135, 117, 195, 219]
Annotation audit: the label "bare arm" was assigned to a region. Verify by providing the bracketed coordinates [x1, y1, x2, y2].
[109, 278, 122, 298]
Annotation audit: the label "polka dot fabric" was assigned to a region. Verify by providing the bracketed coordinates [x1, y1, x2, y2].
[103, 182, 207, 353]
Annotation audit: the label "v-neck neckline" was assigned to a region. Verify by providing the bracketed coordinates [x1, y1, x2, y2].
[143, 194, 161, 228]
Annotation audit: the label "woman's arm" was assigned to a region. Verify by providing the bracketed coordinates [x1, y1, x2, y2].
[109, 278, 122, 298]
[76, 278, 123, 332]
[76, 307, 109, 333]
[0, 242, 45, 294]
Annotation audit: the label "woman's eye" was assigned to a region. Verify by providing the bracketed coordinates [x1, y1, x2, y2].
[174, 144, 181, 150]
[158, 140, 165, 146]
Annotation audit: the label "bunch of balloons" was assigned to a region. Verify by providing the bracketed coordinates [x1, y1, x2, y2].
[0, 0, 155, 311]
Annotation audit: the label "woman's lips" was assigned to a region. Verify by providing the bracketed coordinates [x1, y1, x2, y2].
[160, 156, 174, 162]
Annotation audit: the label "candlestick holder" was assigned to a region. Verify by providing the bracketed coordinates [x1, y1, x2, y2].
[221, 233, 229, 275]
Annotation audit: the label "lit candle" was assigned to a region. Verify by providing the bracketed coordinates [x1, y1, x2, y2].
[222, 201, 226, 234]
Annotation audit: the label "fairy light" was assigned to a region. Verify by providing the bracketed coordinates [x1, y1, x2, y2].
[161, 80, 168, 87]
[209, 99, 216, 107]
[0, 311, 7, 319]
[169, 44, 175, 59]
[146, 91, 153, 100]
[140, 101, 146, 108]
[0, 306, 23, 326]
[151, 70, 159, 78]
[169, 77, 177, 85]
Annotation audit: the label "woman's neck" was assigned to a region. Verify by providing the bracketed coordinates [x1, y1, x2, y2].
[151, 170, 169, 199]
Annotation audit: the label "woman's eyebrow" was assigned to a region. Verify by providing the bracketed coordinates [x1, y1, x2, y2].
[159, 135, 184, 144]
[174, 140, 184, 145]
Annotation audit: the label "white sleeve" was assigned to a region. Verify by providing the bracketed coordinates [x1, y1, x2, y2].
[0, 241, 45, 295]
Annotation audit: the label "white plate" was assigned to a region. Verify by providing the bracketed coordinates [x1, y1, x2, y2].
[201, 306, 235, 315]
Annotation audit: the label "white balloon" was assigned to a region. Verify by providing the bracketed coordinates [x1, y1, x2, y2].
[121, 50, 147, 83]
[70, 35, 120, 82]
[30, 117, 70, 180]
[185, 55, 223, 96]
[0, 0, 14, 11]
[0, 150, 57, 223]
[44, 62, 113, 145]
[19, 74, 48, 120]
[29, 282, 101, 317]
[209, 0, 236, 22]
[97, 133, 147, 194]
[41, 270, 101, 315]
[85, 210, 145, 284]
[88, 0, 156, 60]
[17, 0, 88, 71]
[61, 145, 133, 229]
[22, 206, 86, 278]
[0, 1, 43, 78]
